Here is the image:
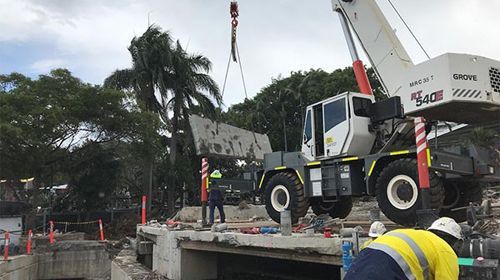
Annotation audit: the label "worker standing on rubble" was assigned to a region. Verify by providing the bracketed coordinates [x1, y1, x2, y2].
[361, 221, 386, 249]
[345, 217, 463, 280]
[208, 170, 226, 225]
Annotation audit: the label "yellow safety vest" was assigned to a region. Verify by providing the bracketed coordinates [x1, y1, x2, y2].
[368, 229, 458, 280]
[207, 172, 222, 191]
[360, 238, 374, 250]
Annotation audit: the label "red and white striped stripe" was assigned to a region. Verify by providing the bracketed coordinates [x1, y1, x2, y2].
[201, 157, 209, 202]
[201, 158, 209, 179]
[415, 118, 427, 154]
[414, 117, 430, 189]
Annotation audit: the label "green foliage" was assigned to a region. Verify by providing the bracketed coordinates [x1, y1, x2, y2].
[0, 70, 129, 179]
[105, 25, 173, 113]
[104, 26, 222, 214]
[465, 127, 498, 148]
[0, 69, 156, 208]
[67, 143, 121, 211]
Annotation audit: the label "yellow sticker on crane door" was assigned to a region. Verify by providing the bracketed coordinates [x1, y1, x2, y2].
[325, 137, 334, 144]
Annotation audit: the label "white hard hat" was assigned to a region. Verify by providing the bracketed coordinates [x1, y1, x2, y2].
[368, 221, 387, 237]
[428, 217, 463, 240]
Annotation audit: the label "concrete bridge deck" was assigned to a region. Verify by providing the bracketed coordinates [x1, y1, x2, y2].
[137, 225, 352, 279]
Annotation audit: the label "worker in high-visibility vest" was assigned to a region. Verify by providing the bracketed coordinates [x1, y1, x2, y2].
[361, 221, 387, 249]
[345, 217, 463, 280]
[208, 170, 225, 225]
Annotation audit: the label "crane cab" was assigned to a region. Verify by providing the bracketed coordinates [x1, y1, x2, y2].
[302, 92, 376, 161]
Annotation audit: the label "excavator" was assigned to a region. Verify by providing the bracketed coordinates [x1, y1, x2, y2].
[257, 0, 500, 226]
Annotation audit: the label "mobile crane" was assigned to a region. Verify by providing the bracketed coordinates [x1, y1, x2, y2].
[258, 0, 500, 226]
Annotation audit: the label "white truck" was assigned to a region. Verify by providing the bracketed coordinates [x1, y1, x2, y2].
[258, 0, 499, 226]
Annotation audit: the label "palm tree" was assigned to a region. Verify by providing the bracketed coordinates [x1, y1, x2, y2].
[105, 27, 221, 215]
[104, 25, 173, 213]
[164, 41, 222, 213]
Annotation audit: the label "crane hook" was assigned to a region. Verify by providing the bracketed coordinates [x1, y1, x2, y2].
[230, 1, 239, 62]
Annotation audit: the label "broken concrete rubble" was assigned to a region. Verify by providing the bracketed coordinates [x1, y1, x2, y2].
[111, 249, 163, 280]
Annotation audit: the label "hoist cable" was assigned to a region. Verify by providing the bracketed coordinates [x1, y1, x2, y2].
[223, 1, 257, 138]
[236, 41, 256, 138]
[221, 51, 232, 98]
[235, 41, 249, 99]
[387, 0, 431, 60]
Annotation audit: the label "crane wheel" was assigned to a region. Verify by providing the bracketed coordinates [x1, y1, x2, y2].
[311, 198, 353, 219]
[440, 181, 483, 222]
[264, 172, 309, 224]
[375, 158, 444, 226]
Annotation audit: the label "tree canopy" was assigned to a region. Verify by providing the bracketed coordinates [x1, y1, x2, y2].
[221, 67, 383, 152]
[104, 25, 222, 214]
[0, 69, 160, 210]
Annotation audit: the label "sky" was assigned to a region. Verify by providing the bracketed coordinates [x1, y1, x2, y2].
[1, 0, 499, 108]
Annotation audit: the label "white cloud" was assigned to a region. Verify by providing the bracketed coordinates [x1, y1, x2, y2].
[30, 58, 66, 72]
[1, 0, 499, 106]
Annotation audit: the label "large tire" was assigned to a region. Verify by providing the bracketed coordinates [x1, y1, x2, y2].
[264, 172, 309, 224]
[440, 181, 483, 222]
[375, 158, 444, 226]
[311, 198, 353, 219]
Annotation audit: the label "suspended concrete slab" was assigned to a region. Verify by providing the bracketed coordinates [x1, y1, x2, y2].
[189, 114, 272, 160]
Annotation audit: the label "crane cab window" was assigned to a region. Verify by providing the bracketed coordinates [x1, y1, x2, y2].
[352, 97, 372, 117]
[323, 98, 346, 132]
[303, 110, 312, 143]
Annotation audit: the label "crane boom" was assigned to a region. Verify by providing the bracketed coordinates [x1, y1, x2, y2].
[332, 0, 500, 123]
[333, 0, 414, 97]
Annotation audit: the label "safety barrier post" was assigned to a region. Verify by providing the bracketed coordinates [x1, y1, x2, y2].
[201, 157, 209, 225]
[49, 221, 55, 244]
[141, 195, 147, 225]
[414, 117, 431, 209]
[3, 231, 9, 261]
[98, 219, 105, 241]
[27, 229, 33, 255]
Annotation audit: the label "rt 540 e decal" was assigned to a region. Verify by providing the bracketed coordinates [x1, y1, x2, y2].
[410, 90, 444, 107]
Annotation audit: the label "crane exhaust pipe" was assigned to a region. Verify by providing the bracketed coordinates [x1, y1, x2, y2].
[334, 4, 373, 95]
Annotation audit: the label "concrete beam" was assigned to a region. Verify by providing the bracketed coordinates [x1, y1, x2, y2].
[181, 240, 342, 265]
[37, 241, 110, 280]
[189, 114, 272, 160]
[0, 255, 38, 280]
[139, 226, 343, 256]
[174, 205, 270, 222]
[1, 240, 112, 280]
